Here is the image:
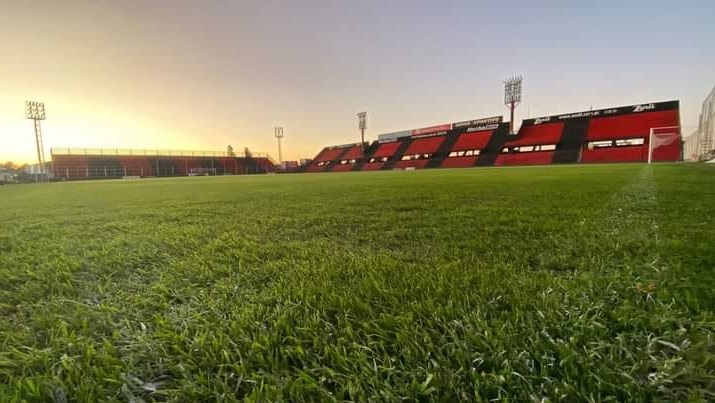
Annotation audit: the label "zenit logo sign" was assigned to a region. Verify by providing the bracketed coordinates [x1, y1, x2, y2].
[633, 104, 656, 113]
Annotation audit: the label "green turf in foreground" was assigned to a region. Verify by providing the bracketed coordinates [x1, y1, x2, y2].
[1, 164, 714, 402]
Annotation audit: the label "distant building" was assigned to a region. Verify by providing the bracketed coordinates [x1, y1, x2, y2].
[684, 130, 701, 161]
[688, 85, 715, 161]
[0, 168, 15, 183]
[24, 162, 54, 179]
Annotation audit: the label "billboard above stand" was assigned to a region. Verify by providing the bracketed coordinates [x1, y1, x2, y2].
[377, 130, 411, 143]
[524, 100, 679, 126]
[411, 123, 452, 138]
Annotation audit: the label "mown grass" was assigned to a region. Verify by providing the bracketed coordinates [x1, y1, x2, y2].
[1, 164, 714, 402]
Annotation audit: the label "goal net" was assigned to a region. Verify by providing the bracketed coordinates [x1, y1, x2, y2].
[648, 126, 680, 163]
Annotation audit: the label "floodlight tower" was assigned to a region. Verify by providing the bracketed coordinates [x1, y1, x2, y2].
[503, 76, 522, 135]
[357, 112, 367, 152]
[274, 126, 284, 163]
[25, 101, 47, 181]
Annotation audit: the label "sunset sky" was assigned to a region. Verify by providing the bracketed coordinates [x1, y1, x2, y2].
[1, 0, 713, 164]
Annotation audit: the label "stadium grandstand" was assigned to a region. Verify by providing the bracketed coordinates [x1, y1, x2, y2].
[51, 148, 276, 180]
[304, 100, 682, 172]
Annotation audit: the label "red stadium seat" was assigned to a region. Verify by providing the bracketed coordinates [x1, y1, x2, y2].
[452, 130, 492, 151]
[504, 122, 564, 147]
[404, 136, 444, 155]
[373, 142, 402, 159]
[341, 146, 364, 160]
[331, 163, 354, 172]
[319, 148, 344, 162]
[306, 165, 327, 172]
[303, 101, 680, 172]
[587, 110, 679, 140]
[394, 159, 429, 169]
[495, 151, 555, 166]
[585, 110, 680, 162]
[581, 147, 647, 163]
[52, 155, 91, 178]
[360, 162, 383, 171]
[52, 152, 275, 179]
[441, 156, 478, 168]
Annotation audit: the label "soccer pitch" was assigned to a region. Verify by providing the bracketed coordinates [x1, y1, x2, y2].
[1, 164, 714, 401]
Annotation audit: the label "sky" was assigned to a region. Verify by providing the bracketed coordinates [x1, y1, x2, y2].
[0, 0, 713, 164]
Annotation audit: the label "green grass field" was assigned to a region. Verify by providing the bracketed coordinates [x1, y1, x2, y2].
[1, 164, 714, 402]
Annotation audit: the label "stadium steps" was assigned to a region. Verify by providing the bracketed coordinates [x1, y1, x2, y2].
[166, 158, 181, 175]
[353, 142, 380, 171]
[475, 125, 510, 166]
[88, 157, 124, 178]
[426, 133, 460, 168]
[381, 139, 413, 170]
[245, 157, 266, 174]
[295, 162, 310, 173]
[236, 156, 271, 174]
[553, 118, 589, 164]
[323, 147, 353, 172]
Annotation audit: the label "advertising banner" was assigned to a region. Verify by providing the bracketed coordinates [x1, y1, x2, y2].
[329, 142, 363, 149]
[453, 116, 503, 129]
[524, 100, 679, 126]
[411, 123, 452, 138]
[377, 130, 411, 143]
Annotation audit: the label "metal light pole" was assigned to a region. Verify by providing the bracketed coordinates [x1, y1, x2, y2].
[25, 101, 47, 182]
[358, 112, 367, 153]
[504, 76, 522, 135]
[274, 126, 284, 163]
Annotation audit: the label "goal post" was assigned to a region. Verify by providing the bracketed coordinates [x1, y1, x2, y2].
[648, 126, 680, 164]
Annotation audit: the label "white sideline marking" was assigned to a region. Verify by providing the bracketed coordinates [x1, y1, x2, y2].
[567, 166, 663, 271]
[600, 166, 660, 245]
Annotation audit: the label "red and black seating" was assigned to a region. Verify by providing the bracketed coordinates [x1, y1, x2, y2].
[581, 106, 680, 163]
[394, 136, 445, 169]
[306, 143, 367, 172]
[51, 149, 276, 179]
[441, 128, 495, 168]
[495, 122, 564, 166]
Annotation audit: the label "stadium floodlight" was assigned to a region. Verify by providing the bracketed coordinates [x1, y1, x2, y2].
[26, 101, 46, 120]
[274, 126, 284, 163]
[25, 101, 47, 182]
[503, 76, 522, 135]
[357, 112, 367, 153]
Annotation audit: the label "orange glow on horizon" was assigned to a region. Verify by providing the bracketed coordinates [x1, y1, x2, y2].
[1, 1, 709, 165]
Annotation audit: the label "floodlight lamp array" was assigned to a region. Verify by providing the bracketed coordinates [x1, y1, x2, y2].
[25, 101, 46, 120]
[503, 76, 522, 105]
[357, 112, 367, 130]
[274, 126, 284, 139]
